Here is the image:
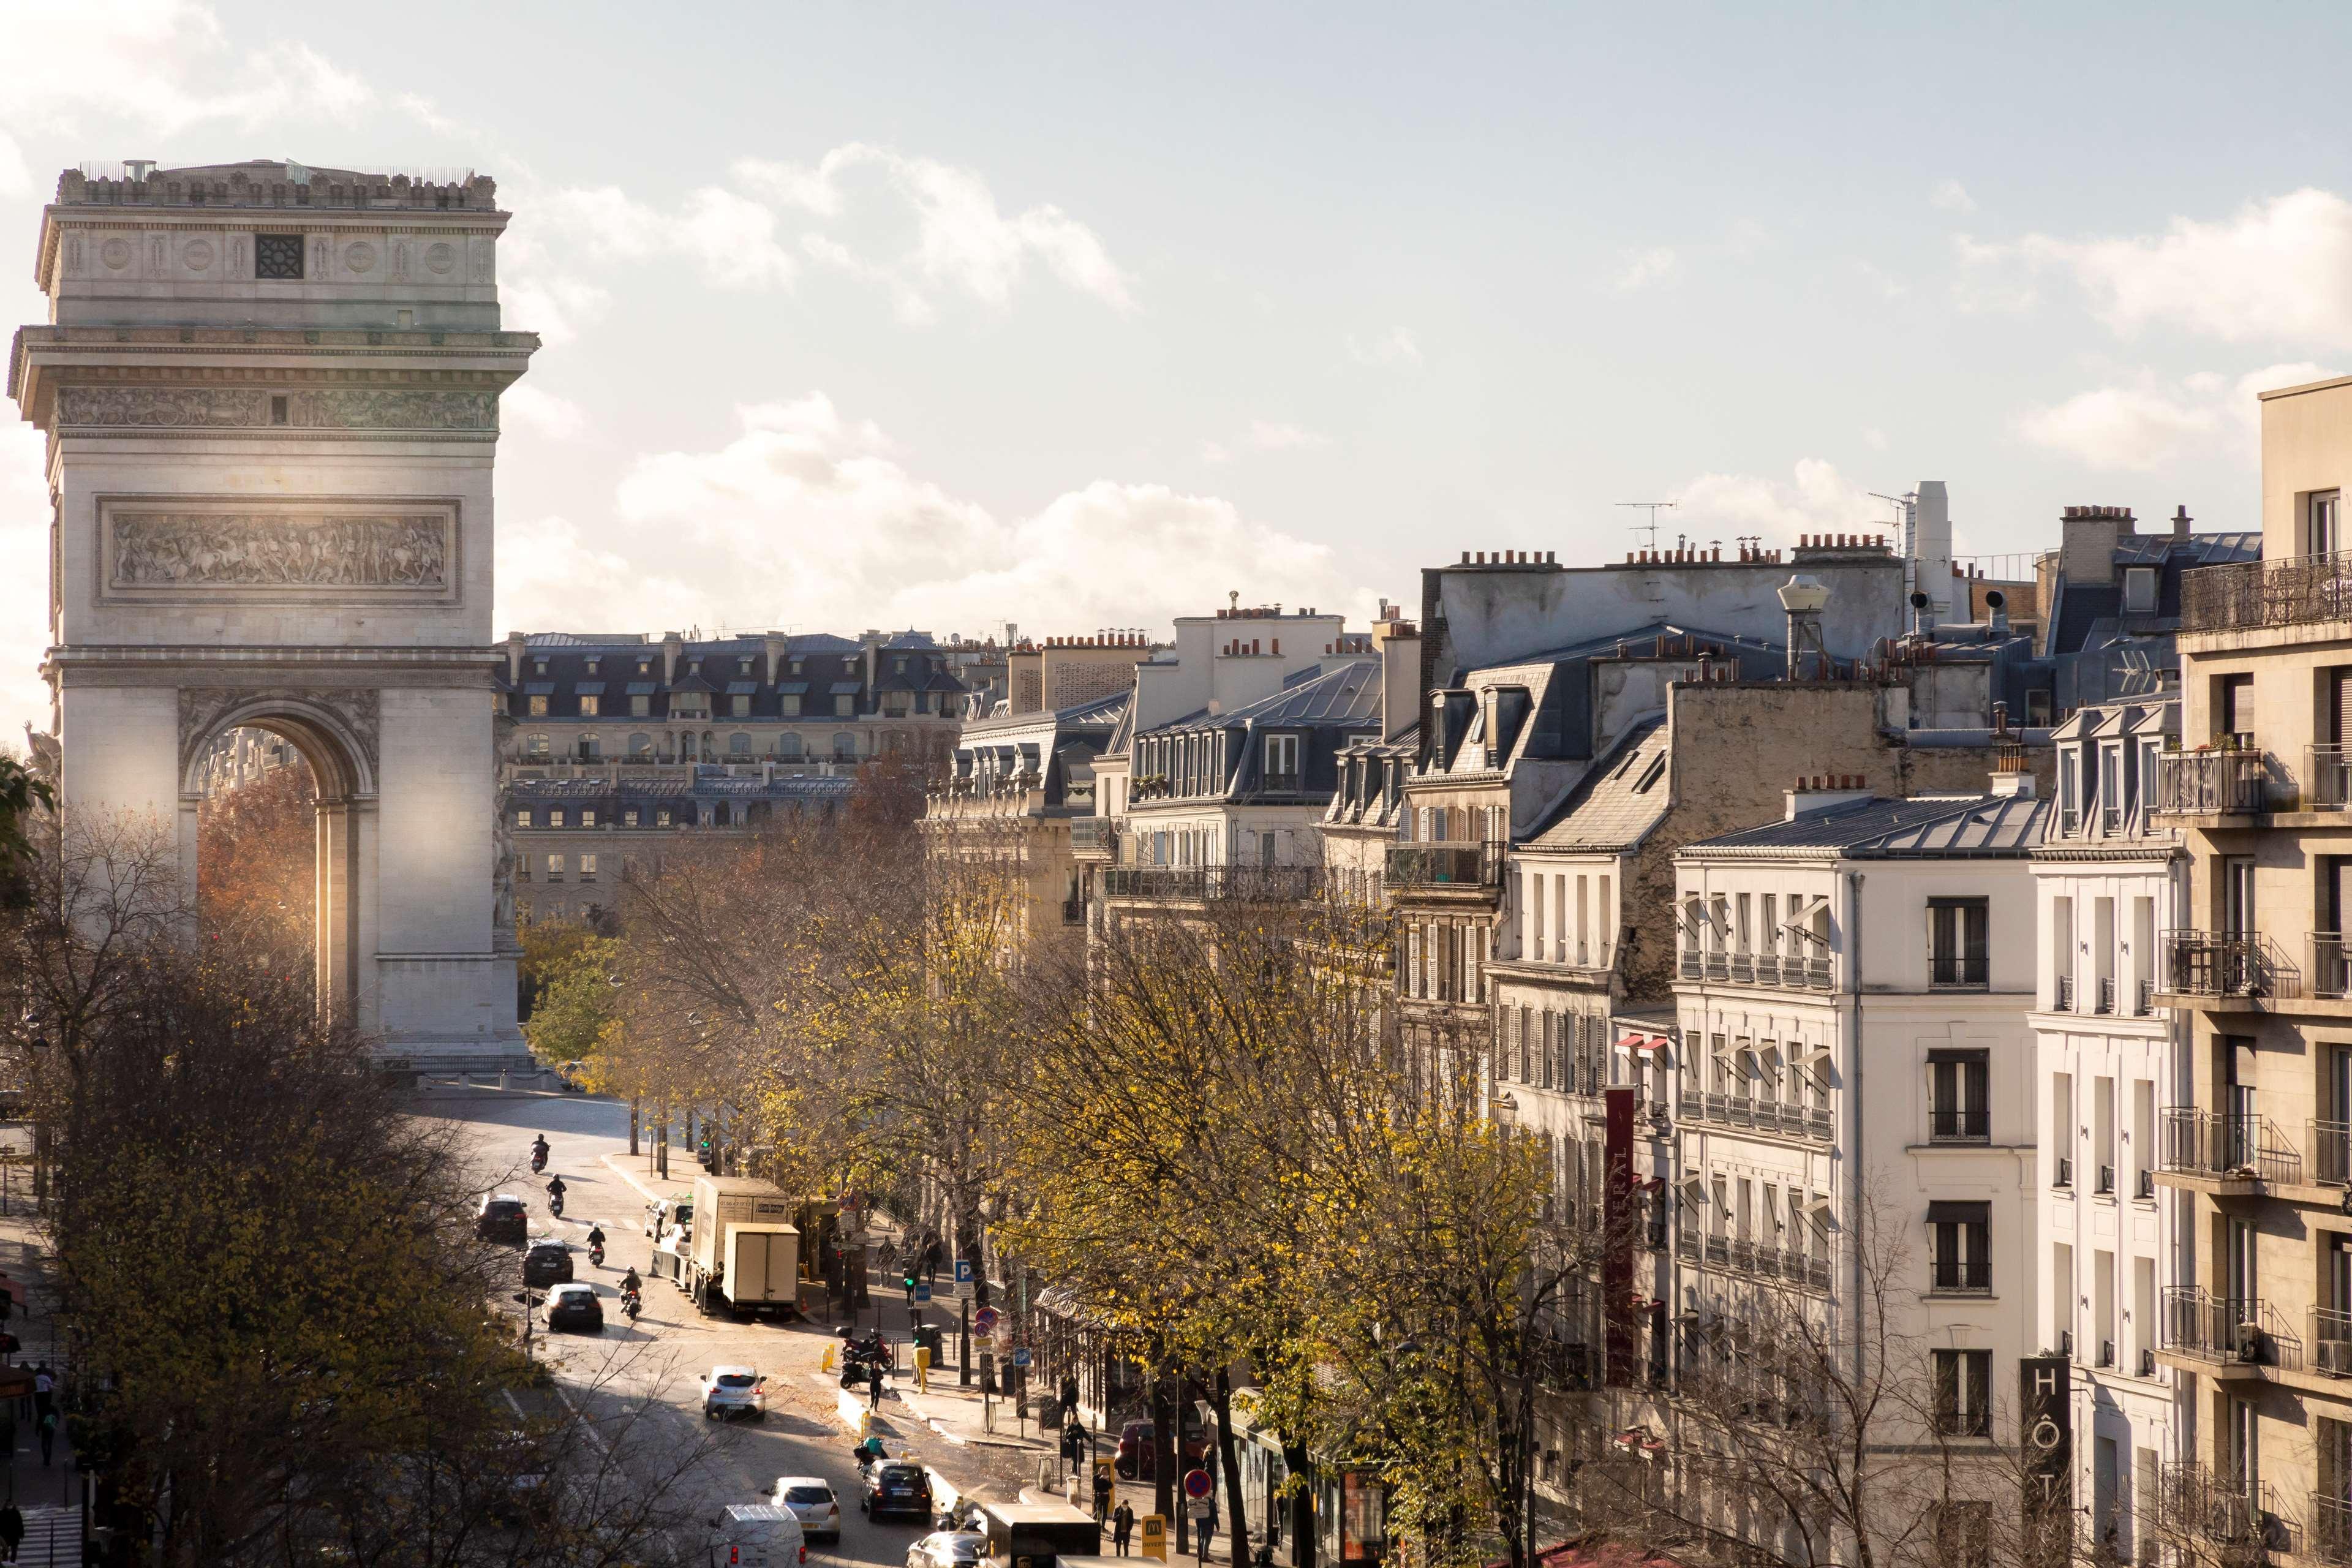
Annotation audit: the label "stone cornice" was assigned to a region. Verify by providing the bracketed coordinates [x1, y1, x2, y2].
[11, 325, 537, 408]
[45, 644, 505, 686]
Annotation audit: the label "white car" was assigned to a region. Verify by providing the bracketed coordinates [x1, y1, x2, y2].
[907, 1531, 987, 1568]
[698, 1364, 767, 1422]
[771, 1476, 842, 1542]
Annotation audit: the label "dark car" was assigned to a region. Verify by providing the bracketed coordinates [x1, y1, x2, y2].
[522, 1240, 573, 1289]
[477, 1194, 528, 1246]
[1113, 1419, 1213, 1480]
[544, 1283, 603, 1333]
[862, 1462, 933, 1521]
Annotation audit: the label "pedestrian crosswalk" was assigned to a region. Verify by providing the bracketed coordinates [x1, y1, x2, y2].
[15, 1504, 77, 1565]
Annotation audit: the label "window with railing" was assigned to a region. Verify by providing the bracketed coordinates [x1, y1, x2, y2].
[1931, 1348, 1991, 1436]
[1928, 1050, 1990, 1143]
[2164, 931, 2302, 1000]
[2152, 747, 2270, 815]
[2181, 546, 2352, 633]
[2160, 1107, 2303, 1185]
[2316, 932, 2351, 999]
[1928, 898, 1990, 989]
[1928, 1202, 1990, 1293]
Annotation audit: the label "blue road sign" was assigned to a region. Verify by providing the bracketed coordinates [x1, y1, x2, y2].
[914, 1283, 932, 1303]
[955, 1258, 974, 1284]
[1011, 1348, 1031, 1368]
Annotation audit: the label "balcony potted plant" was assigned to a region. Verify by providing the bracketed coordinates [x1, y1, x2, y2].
[2236, 1321, 2264, 1363]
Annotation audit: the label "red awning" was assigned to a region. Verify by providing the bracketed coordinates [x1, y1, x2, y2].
[1626, 1034, 1669, 1052]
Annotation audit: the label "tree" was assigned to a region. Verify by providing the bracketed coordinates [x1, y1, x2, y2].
[195, 752, 318, 981]
[522, 932, 622, 1066]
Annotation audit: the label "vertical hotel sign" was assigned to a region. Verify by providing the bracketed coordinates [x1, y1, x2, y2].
[2019, 1355, 2071, 1562]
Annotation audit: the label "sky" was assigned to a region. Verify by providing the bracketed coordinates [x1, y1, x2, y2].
[5, 1, 2352, 736]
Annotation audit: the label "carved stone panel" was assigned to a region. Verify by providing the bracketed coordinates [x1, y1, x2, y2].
[113, 513, 448, 590]
[56, 385, 495, 431]
[178, 686, 381, 787]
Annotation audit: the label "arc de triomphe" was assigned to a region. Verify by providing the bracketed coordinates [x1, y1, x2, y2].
[6, 159, 537, 1068]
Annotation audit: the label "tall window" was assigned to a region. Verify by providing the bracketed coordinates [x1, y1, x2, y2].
[1928, 1050, 1989, 1142]
[1931, 1348, 1992, 1435]
[1928, 897, 1990, 988]
[1928, 1201, 1991, 1293]
[2313, 489, 2343, 557]
[1264, 733, 1300, 782]
[528, 695, 549, 717]
[579, 695, 600, 717]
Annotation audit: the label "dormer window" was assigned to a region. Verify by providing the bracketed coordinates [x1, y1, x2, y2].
[2123, 567, 2158, 614]
[585, 657, 600, 674]
[533, 658, 548, 676]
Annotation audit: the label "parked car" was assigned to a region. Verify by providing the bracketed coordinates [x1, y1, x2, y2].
[861, 1461, 933, 1521]
[543, 1281, 603, 1333]
[698, 1365, 767, 1422]
[1112, 1419, 1213, 1480]
[476, 1194, 528, 1246]
[522, 1239, 573, 1289]
[907, 1531, 987, 1568]
[771, 1476, 843, 1543]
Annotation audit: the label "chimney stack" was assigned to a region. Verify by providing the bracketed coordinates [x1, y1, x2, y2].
[2173, 504, 2193, 540]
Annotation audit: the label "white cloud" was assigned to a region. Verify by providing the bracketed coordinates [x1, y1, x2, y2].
[2018, 360, 2340, 472]
[499, 386, 587, 442]
[494, 516, 708, 640]
[740, 143, 1136, 317]
[1975, 190, 2352, 348]
[1674, 459, 1888, 545]
[603, 394, 1358, 638]
[1347, 326, 1423, 368]
[1724, 219, 1773, 260]
[0, 0, 374, 137]
[1615, 246, 1679, 292]
[1199, 421, 1332, 463]
[1932, 179, 1977, 214]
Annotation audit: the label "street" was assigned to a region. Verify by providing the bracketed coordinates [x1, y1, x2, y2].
[416, 1085, 1068, 1568]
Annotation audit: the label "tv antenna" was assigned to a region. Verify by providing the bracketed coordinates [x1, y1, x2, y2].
[1618, 500, 1678, 552]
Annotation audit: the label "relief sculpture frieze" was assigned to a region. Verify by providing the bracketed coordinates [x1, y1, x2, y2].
[56, 385, 496, 431]
[113, 513, 449, 590]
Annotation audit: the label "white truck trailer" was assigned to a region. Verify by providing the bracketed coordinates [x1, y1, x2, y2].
[685, 1174, 803, 1320]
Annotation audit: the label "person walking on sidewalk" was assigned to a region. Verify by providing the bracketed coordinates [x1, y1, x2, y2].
[0, 1499, 21, 1562]
[36, 1409, 54, 1467]
[867, 1359, 885, 1411]
[1112, 1500, 1134, 1556]
[1091, 1461, 1112, 1522]
[31, 1365, 51, 1420]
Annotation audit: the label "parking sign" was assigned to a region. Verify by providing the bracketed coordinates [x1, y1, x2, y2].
[956, 1258, 974, 1284]
[1011, 1347, 1031, 1368]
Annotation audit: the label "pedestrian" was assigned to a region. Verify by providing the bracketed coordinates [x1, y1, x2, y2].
[36, 1409, 53, 1468]
[1091, 1461, 1113, 1522]
[1061, 1418, 1088, 1474]
[922, 1234, 941, 1284]
[1058, 1372, 1080, 1413]
[32, 1364, 51, 1420]
[1112, 1500, 1134, 1557]
[867, 1359, 885, 1411]
[0, 1499, 20, 1562]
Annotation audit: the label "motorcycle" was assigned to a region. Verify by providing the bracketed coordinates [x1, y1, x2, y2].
[548, 1189, 566, 1219]
[621, 1289, 642, 1324]
[529, 1147, 548, 1175]
[589, 1239, 606, 1267]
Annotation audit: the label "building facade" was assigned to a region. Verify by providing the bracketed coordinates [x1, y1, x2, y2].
[2150, 371, 2352, 1564]
[2035, 696, 2190, 1561]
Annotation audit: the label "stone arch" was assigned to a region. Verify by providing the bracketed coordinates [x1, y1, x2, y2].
[179, 692, 379, 1030]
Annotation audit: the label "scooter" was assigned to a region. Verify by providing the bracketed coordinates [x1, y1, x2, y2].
[589, 1239, 605, 1267]
[530, 1147, 548, 1175]
[548, 1189, 566, 1219]
[622, 1289, 642, 1324]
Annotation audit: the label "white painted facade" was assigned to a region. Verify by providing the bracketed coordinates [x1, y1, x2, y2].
[1671, 782, 2049, 1476]
[2034, 697, 2189, 1558]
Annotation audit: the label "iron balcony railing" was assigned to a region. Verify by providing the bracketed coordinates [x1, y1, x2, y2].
[2316, 933, 2352, 1000]
[2137, 976, 2155, 1014]
[2160, 1107, 2302, 1185]
[2054, 974, 2074, 1011]
[2096, 976, 2116, 1014]
[1679, 949, 1832, 989]
[2182, 546, 2352, 633]
[2163, 1287, 2305, 1371]
[2315, 1495, 2352, 1567]
[1689, 1092, 1831, 1140]
[2312, 1307, 2352, 1379]
[1929, 1253, 1991, 1294]
[1383, 842, 1503, 889]
[1101, 865, 1323, 902]
[2165, 932, 2302, 1000]
[1928, 1107, 1989, 1143]
[1675, 1228, 1698, 1262]
[2158, 1462, 2280, 1564]
[1068, 816, 1117, 855]
[2312, 747, 2352, 812]
[2315, 1119, 2352, 1187]
[2154, 749, 2271, 815]
[1704, 1234, 1729, 1267]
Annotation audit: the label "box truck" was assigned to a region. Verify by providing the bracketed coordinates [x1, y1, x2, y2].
[686, 1174, 802, 1319]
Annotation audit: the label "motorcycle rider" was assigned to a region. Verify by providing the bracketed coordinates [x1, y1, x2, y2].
[529, 1134, 549, 1170]
[585, 1223, 607, 1263]
[544, 1174, 566, 1215]
[619, 1265, 642, 1298]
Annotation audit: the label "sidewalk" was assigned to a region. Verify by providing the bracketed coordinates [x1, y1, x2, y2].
[0, 1164, 84, 1566]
